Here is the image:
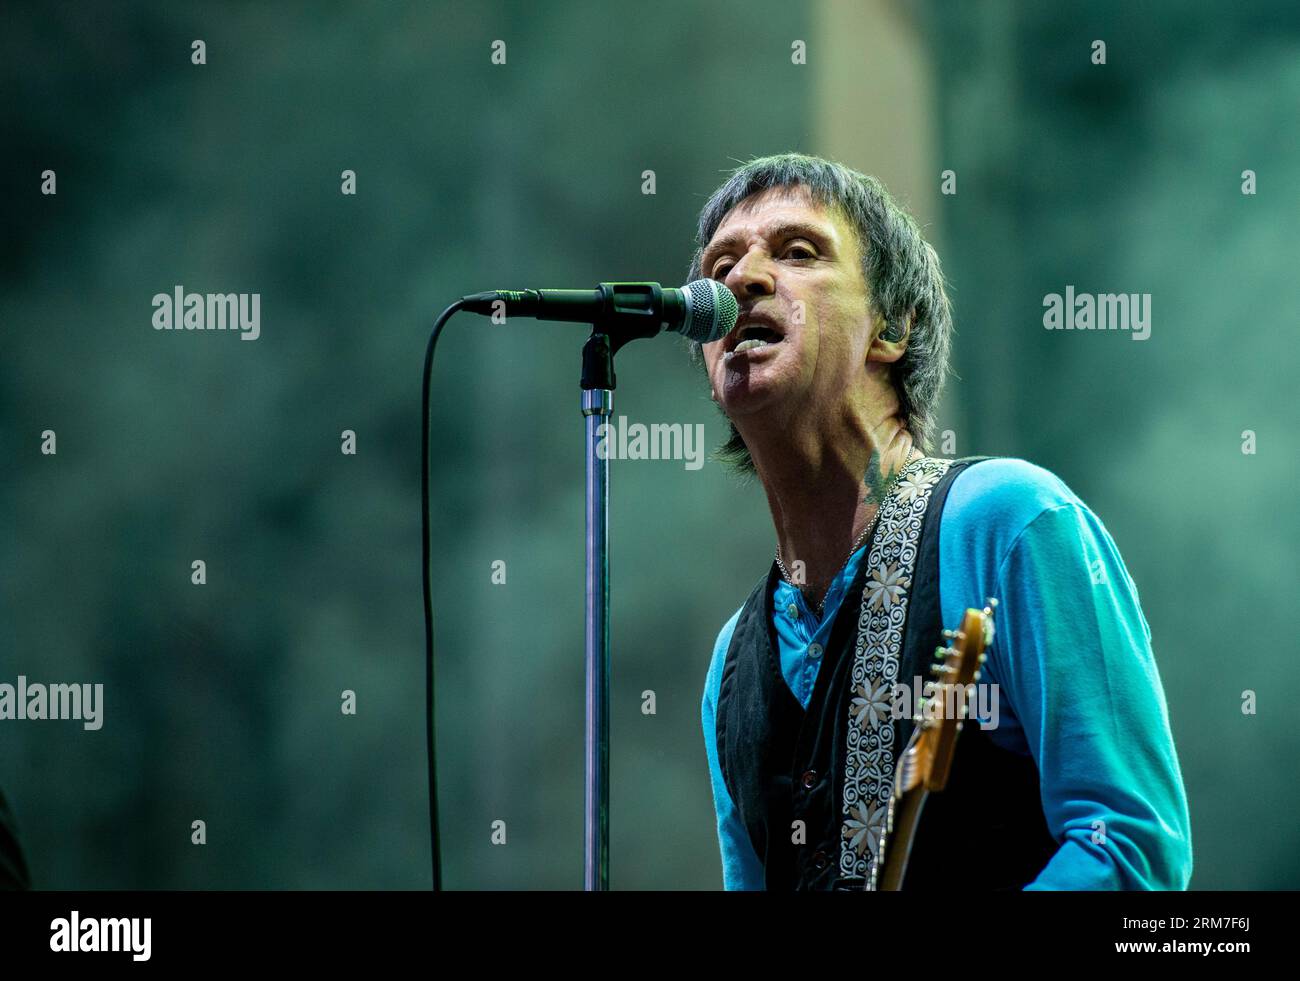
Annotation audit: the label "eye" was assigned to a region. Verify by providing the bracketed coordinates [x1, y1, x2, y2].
[784, 244, 816, 260]
[712, 262, 733, 280]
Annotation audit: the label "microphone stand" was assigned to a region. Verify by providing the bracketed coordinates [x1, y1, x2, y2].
[580, 331, 614, 891]
[434, 284, 730, 891]
[572, 285, 730, 890]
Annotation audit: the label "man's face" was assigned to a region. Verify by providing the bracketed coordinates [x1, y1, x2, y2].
[699, 184, 879, 429]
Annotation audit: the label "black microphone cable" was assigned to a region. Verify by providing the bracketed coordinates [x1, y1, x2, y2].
[422, 300, 464, 891]
[420, 283, 732, 889]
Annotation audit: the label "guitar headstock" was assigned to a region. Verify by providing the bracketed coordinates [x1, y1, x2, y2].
[874, 598, 1000, 891]
[896, 597, 998, 794]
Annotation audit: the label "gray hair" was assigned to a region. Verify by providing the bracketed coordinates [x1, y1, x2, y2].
[686, 153, 952, 475]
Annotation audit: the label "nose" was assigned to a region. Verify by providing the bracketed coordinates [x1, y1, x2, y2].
[724, 248, 776, 299]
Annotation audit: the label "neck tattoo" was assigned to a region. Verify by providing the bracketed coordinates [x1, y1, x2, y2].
[774, 450, 919, 614]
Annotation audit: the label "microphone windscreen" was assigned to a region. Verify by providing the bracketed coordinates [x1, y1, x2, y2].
[679, 279, 738, 343]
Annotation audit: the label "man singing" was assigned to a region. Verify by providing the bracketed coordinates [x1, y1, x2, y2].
[691, 153, 1191, 890]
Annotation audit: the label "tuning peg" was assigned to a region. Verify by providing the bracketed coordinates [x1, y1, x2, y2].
[984, 597, 999, 617]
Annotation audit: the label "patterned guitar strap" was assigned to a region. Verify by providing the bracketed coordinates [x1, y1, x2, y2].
[838, 455, 954, 888]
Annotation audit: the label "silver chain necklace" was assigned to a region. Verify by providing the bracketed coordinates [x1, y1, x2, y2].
[774, 456, 916, 615]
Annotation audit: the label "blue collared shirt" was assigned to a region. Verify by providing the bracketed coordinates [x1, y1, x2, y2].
[701, 458, 1193, 889]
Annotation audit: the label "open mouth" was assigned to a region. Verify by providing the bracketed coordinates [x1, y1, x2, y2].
[728, 320, 784, 356]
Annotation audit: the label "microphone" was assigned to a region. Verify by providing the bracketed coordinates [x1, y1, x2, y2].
[459, 280, 738, 344]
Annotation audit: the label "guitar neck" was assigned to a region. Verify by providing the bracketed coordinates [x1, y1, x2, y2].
[872, 601, 996, 891]
[876, 786, 929, 891]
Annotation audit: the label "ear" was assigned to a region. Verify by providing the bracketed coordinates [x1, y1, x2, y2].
[869, 308, 914, 365]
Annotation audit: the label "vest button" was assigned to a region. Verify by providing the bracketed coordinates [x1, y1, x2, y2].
[801, 769, 818, 789]
[811, 849, 829, 870]
[807, 643, 823, 659]
[786, 603, 799, 619]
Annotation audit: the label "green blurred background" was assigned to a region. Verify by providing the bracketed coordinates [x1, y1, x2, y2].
[2, 0, 1297, 889]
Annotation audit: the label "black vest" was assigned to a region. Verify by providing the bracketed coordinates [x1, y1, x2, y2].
[715, 457, 1059, 890]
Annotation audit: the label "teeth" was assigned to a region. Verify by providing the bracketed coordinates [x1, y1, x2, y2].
[733, 338, 769, 354]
